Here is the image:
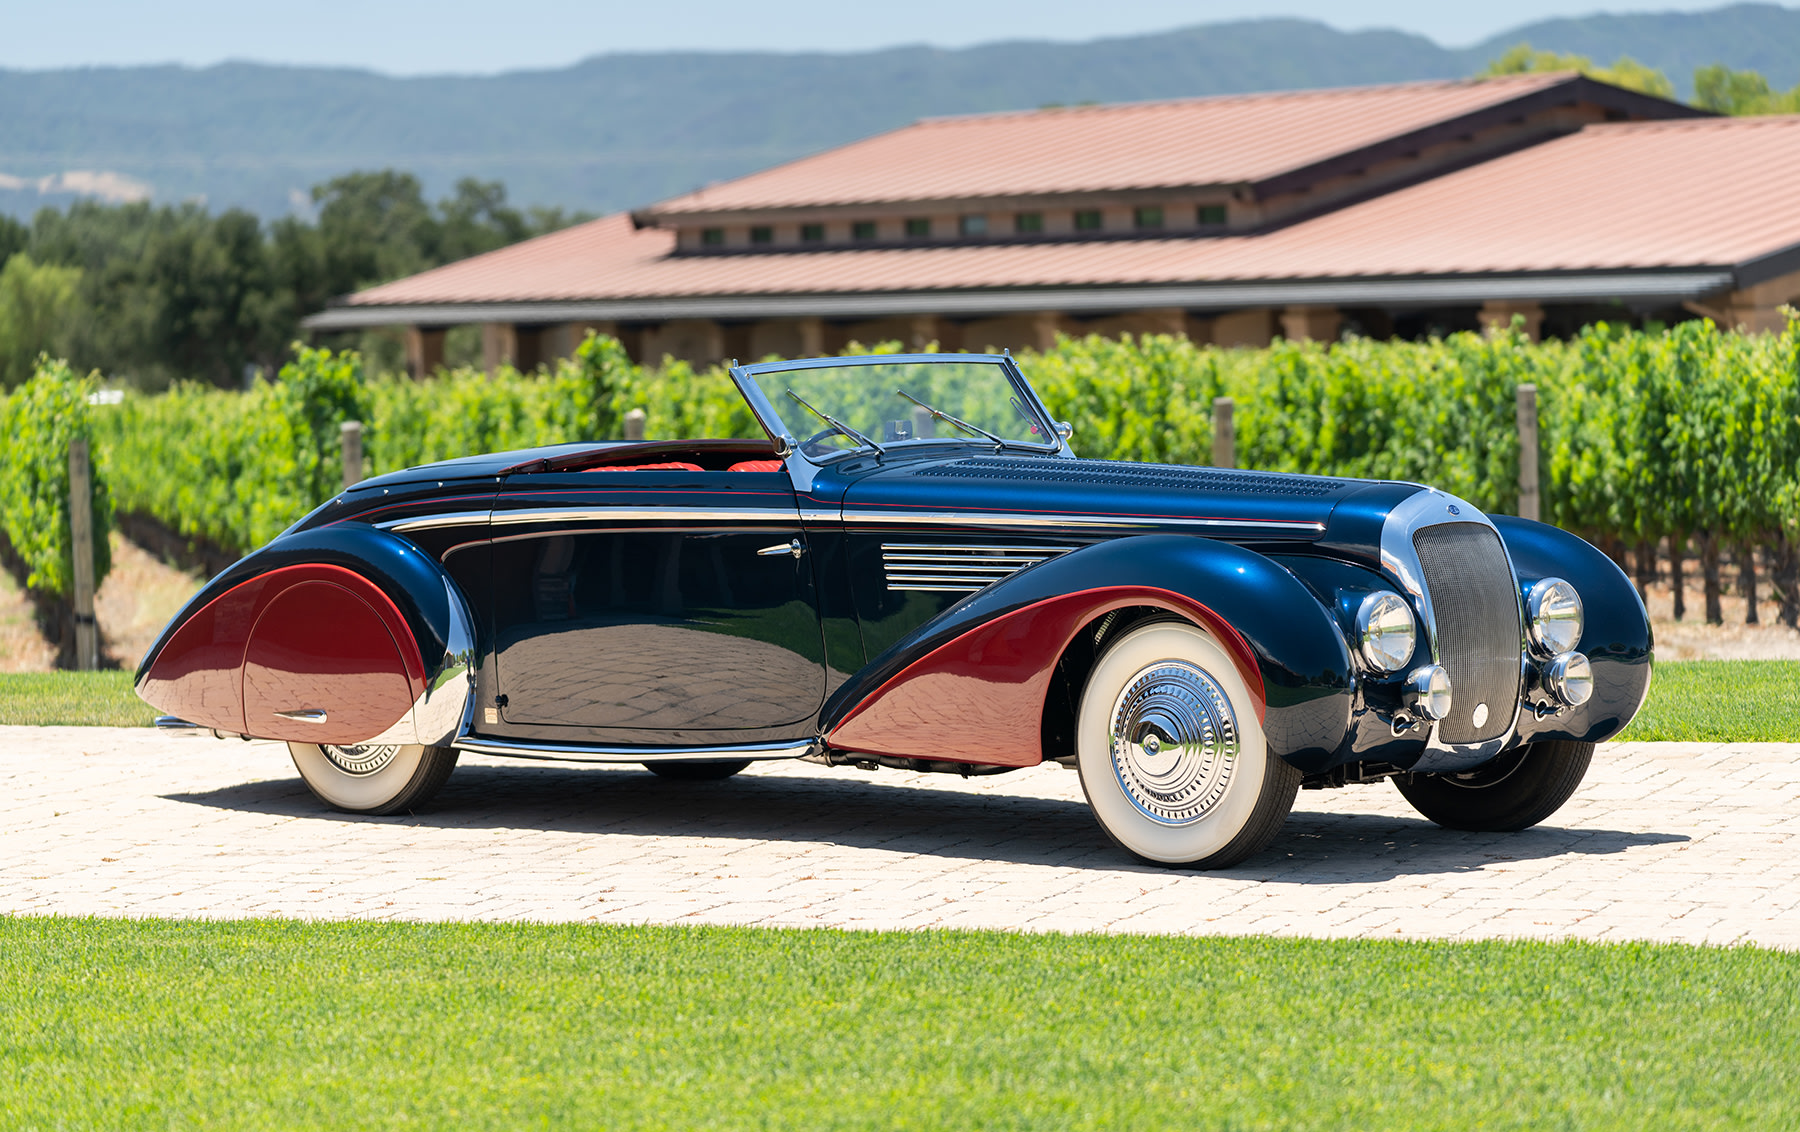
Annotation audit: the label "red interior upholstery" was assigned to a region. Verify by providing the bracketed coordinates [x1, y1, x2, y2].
[586, 462, 704, 472]
[726, 459, 785, 473]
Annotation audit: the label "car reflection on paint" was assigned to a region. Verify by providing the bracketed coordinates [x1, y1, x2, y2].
[137, 354, 1651, 868]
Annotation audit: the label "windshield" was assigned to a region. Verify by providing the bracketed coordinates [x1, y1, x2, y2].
[742, 358, 1056, 460]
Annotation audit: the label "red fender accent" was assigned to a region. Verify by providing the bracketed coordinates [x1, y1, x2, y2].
[826, 586, 1265, 768]
[138, 564, 426, 742]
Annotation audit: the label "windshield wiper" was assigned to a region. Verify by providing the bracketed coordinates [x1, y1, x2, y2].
[785, 389, 884, 456]
[896, 389, 1017, 451]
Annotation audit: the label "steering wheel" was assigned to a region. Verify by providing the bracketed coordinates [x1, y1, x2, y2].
[799, 427, 850, 457]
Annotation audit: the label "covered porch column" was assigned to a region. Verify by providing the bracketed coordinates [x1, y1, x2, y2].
[482, 323, 518, 374]
[402, 325, 446, 379]
[1479, 299, 1545, 341]
[749, 317, 825, 359]
[1210, 309, 1274, 348]
[1279, 305, 1342, 343]
[1720, 270, 1800, 333]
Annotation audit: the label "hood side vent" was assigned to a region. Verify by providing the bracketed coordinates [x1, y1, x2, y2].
[916, 457, 1342, 497]
[882, 542, 1072, 592]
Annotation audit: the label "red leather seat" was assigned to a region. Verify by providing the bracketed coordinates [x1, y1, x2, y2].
[727, 459, 785, 473]
[586, 462, 705, 472]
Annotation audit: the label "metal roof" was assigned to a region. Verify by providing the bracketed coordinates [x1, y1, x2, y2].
[630, 73, 1696, 218]
[309, 115, 1800, 330]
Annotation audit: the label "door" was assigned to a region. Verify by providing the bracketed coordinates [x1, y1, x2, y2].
[488, 468, 827, 733]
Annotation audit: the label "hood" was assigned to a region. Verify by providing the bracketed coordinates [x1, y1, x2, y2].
[840, 453, 1417, 546]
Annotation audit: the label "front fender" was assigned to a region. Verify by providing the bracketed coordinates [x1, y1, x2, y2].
[135, 524, 475, 746]
[1493, 516, 1653, 744]
[823, 534, 1354, 768]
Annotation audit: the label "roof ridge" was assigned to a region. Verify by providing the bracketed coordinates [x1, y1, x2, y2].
[909, 72, 1573, 128]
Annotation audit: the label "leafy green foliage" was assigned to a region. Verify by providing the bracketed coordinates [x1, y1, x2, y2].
[1482, 42, 1678, 99]
[17, 175, 588, 391]
[0, 254, 84, 390]
[97, 346, 367, 553]
[1694, 63, 1800, 114]
[0, 358, 112, 598]
[63, 314, 1800, 568]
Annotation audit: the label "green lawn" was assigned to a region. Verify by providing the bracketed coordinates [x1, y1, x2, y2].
[3, 660, 1796, 740]
[1615, 659, 1800, 742]
[0, 670, 155, 727]
[2, 917, 1795, 1130]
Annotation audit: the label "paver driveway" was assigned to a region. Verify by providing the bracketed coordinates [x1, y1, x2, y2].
[2, 726, 1795, 948]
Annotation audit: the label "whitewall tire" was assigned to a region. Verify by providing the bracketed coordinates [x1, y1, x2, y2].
[287, 742, 459, 815]
[1075, 621, 1300, 868]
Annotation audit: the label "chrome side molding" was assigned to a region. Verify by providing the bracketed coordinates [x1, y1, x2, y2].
[452, 736, 817, 763]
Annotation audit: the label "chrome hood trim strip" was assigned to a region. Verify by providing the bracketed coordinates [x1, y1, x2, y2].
[377, 510, 493, 533]
[489, 507, 801, 527]
[845, 509, 1324, 533]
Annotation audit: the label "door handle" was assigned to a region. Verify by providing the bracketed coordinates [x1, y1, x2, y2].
[272, 708, 328, 723]
[757, 539, 805, 559]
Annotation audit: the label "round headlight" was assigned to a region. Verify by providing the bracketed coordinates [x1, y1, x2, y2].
[1528, 578, 1584, 656]
[1356, 592, 1416, 672]
[1405, 664, 1453, 721]
[1545, 652, 1594, 707]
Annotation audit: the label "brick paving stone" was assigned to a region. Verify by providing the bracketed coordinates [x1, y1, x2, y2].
[1, 726, 1797, 947]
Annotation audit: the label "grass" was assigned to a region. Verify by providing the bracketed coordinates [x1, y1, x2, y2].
[0, 670, 153, 726]
[1, 917, 1795, 1130]
[2, 661, 1797, 741]
[1614, 659, 1800, 742]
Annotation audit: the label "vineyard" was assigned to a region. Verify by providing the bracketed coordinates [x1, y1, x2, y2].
[3, 316, 1797, 658]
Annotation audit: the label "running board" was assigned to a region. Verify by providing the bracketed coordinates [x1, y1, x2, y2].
[451, 736, 817, 764]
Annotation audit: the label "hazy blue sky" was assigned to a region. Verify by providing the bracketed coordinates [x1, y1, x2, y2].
[2, 1, 1777, 74]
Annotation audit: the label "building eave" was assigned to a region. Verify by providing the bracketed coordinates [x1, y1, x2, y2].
[301, 269, 1737, 331]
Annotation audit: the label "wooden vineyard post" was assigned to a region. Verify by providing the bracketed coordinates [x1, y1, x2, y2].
[1516, 383, 1540, 522]
[68, 437, 98, 670]
[340, 421, 364, 489]
[624, 408, 647, 442]
[1212, 396, 1235, 469]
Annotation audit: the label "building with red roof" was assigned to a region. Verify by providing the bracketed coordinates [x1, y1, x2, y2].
[302, 73, 1800, 371]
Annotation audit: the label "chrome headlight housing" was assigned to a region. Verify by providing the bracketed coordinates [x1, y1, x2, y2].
[1405, 664, 1453, 721]
[1355, 592, 1416, 673]
[1527, 578, 1584, 656]
[1544, 652, 1594, 707]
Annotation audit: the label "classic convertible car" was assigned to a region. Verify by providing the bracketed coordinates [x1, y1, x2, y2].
[138, 353, 1651, 868]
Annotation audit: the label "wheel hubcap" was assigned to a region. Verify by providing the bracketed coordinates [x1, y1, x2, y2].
[322, 744, 402, 777]
[1109, 660, 1239, 826]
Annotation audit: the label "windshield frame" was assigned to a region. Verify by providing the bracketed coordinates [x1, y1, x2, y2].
[727, 352, 1067, 467]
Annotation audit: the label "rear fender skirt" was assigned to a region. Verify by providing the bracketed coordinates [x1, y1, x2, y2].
[135, 525, 476, 746]
[1493, 516, 1653, 744]
[823, 534, 1354, 768]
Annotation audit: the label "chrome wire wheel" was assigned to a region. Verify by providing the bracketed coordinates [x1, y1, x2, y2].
[1076, 621, 1298, 868]
[1108, 661, 1240, 826]
[321, 744, 404, 777]
[288, 741, 460, 816]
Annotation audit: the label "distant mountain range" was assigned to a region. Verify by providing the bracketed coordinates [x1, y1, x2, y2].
[3, 3, 1797, 221]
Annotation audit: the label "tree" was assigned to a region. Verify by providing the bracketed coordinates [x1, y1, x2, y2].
[1694, 64, 1800, 115]
[0, 214, 26, 265]
[1482, 44, 1676, 100]
[311, 170, 439, 298]
[0, 254, 84, 390]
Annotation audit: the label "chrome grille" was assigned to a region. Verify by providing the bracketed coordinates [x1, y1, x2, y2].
[1413, 523, 1522, 744]
[881, 543, 1071, 592]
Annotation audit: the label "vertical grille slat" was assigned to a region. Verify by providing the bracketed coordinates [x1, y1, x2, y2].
[1413, 523, 1521, 744]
